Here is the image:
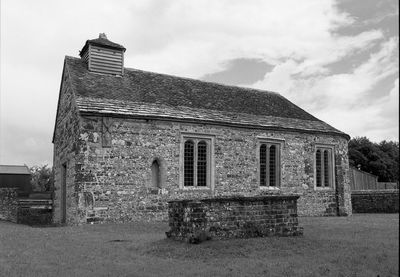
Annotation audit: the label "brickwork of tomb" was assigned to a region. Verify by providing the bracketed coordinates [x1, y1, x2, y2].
[166, 195, 303, 243]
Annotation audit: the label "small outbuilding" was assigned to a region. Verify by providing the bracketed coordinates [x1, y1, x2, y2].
[0, 165, 31, 195]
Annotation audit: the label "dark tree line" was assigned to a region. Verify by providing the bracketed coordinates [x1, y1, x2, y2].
[348, 137, 399, 182]
[30, 165, 54, 192]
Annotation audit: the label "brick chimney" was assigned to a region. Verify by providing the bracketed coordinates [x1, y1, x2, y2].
[79, 33, 126, 76]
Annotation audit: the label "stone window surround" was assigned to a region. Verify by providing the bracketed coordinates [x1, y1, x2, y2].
[150, 157, 166, 190]
[314, 143, 336, 191]
[256, 137, 285, 190]
[101, 117, 112, 148]
[179, 132, 215, 191]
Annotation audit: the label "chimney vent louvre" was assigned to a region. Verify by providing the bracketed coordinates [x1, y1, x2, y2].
[79, 33, 125, 76]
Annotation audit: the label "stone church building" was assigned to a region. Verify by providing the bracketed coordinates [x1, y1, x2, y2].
[53, 34, 352, 225]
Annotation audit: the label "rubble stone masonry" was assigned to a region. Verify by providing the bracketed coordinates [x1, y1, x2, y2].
[53, 71, 82, 225]
[0, 188, 18, 223]
[53, 112, 352, 224]
[351, 190, 399, 213]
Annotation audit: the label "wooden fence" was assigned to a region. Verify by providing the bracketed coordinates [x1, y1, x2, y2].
[349, 167, 398, 191]
[349, 167, 378, 190]
[376, 182, 399, 190]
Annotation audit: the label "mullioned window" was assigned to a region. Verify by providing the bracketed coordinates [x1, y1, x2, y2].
[258, 139, 283, 188]
[180, 133, 214, 190]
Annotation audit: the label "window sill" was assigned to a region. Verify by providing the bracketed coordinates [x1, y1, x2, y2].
[259, 186, 280, 190]
[180, 187, 212, 192]
[314, 186, 334, 191]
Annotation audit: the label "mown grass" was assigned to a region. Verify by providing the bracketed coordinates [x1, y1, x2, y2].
[0, 214, 398, 277]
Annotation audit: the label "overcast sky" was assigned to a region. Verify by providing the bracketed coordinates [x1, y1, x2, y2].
[0, 0, 398, 167]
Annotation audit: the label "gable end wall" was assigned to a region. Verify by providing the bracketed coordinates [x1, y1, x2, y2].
[53, 71, 84, 224]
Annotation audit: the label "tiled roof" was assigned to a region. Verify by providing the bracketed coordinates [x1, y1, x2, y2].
[65, 56, 349, 138]
[77, 97, 345, 136]
[0, 165, 30, 175]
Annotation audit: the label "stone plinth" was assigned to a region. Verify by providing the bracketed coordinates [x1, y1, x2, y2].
[166, 195, 303, 243]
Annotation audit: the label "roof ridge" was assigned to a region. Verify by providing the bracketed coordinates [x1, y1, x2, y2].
[65, 56, 279, 95]
[123, 66, 281, 96]
[65, 55, 79, 60]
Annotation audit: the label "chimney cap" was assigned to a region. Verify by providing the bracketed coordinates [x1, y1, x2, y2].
[79, 33, 126, 57]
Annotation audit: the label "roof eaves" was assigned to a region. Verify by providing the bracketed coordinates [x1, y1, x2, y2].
[52, 58, 68, 143]
[0, 165, 31, 175]
[89, 41, 126, 52]
[78, 109, 350, 140]
[52, 56, 82, 143]
[79, 38, 126, 56]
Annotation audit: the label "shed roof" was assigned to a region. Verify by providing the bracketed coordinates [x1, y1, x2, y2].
[64, 56, 349, 139]
[0, 165, 30, 175]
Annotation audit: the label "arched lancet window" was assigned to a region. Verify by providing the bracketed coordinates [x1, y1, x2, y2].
[184, 140, 194, 186]
[151, 160, 161, 189]
[316, 150, 322, 187]
[197, 141, 207, 187]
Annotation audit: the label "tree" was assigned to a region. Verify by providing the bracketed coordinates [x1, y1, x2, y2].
[30, 165, 54, 192]
[348, 137, 399, 182]
[378, 140, 399, 182]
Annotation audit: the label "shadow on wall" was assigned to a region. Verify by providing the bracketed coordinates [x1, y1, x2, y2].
[149, 158, 167, 195]
[151, 159, 161, 189]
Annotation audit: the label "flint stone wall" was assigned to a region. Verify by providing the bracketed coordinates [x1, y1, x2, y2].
[53, 72, 82, 225]
[0, 188, 18, 223]
[53, 113, 352, 224]
[351, 190, 399, 213]
[166, 195, 303, 243]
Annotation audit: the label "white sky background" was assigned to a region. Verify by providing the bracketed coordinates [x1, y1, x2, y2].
[0, 0, 398, 166]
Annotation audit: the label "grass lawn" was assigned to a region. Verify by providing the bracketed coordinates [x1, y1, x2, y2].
[0, 214, 398, 277]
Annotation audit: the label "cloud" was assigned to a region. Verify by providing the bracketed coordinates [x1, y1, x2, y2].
[377, 78, 399, 132]
[125, 0, 363, 77]
[0, 0, 398, 166]
[0, 122, 52, 167]
[316, 77, 398, 142]
[202, 58, 273, 85]
[251, 37, 398, 141]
